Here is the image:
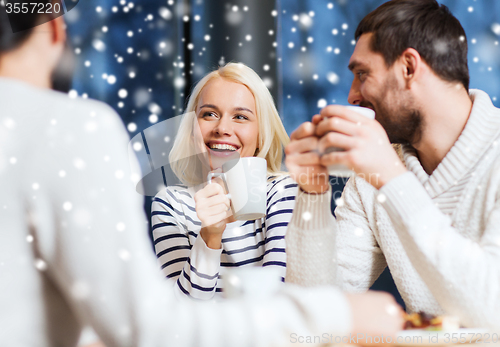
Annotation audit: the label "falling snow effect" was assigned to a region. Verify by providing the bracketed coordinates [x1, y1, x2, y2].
[58, 0, 500, 164]
[34, 259, 47, 271]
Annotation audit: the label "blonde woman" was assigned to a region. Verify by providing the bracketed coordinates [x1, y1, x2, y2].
[151, 63, 297, 300]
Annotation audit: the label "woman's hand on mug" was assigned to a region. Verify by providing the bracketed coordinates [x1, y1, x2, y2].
[195, 182, 231, 249]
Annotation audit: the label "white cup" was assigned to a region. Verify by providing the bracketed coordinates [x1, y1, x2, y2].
[222, 267, 282, 299]
[326, 106, 376, 177]
[207, 157, 267, 221]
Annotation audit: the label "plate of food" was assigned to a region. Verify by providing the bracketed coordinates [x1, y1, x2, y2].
[396, 313, 490, 346]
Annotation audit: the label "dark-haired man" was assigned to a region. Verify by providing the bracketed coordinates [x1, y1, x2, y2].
[285, 0, 500, 330]
[0, 3, 404, 346]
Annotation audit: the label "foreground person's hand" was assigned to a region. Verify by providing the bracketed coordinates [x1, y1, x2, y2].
[315, 105, 407, 189]
[285, 121, 330, 194]
[346, 291, 405, 346]
[194, 182, 231, 249]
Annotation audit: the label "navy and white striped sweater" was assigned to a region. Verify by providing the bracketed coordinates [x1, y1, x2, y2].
[151, 175, 298, 300]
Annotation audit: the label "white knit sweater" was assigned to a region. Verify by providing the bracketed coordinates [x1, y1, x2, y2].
[1, 78, 352, 346]
[286, 89, 500, 330]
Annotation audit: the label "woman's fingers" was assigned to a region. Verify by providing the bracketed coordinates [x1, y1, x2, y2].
[202, 211, 229, 229]
[195, 182, 225, 201]
[195, 183, 231, 228]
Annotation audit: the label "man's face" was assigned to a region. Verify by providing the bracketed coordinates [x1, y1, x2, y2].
[347, 33, 423, 145]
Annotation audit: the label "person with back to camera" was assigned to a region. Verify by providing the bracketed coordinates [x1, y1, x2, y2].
[0, 3, 405, 346]
[152, 63, 298, 300]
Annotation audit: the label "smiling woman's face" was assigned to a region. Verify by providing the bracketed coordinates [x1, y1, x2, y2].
[196, 78, 259, 169]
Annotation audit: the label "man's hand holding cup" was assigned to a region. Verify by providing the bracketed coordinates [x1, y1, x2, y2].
[315, 105, 407, 189]
[285, 121, 331, 194]
[286, 105, 407, 193]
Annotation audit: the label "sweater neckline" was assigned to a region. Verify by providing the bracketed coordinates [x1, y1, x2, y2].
[401, 89, 500, 197]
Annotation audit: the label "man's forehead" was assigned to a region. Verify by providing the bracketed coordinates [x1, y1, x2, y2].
[348, 33, 384, 70]
[348, 34, 372, 65]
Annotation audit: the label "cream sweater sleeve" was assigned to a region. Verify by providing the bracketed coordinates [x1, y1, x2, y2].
[335, 178, 387, 292]
[379, 172, 500, 330]
[285, 178, 387, 291]
[285, 188, 337, 286]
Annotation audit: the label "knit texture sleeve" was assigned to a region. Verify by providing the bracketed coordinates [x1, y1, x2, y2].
[285, 187, 338, 286]
[152, 188, 222, 300]
[379, 172, 500, 329]
[4, 84, 356, 346]
[335, 177, 387, 292]
[262, 176, 298, 281]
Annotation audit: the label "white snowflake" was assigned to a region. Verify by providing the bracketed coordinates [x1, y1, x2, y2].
[63, 202, 73, 211]
[492, 23, 500, 36]
[377, 193, 387, 203]
[119, 249, 131, 261]
[118, 89, 128, 98]
[327, 72, 339, 85]
[34, 259, 47, 271]
[354, 228, 364, 237]
[92, 39, 105, 51]
[158, 7, 172, 20]
[149, 114, 159, 123]
[4, 118, 16, 129]
[107, 75, 117, 84]
[132, 142, 142, 151]
[126, 123, 137, 133]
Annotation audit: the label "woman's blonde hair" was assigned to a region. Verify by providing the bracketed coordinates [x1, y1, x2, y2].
[169, 62, 289, 186]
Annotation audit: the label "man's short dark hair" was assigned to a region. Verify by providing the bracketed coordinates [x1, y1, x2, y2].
[355, 0, 469, 91]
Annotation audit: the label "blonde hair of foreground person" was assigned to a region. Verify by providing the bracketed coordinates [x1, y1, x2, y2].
[169, 62, 290, 186]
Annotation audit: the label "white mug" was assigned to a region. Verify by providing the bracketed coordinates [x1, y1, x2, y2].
[207, 157, 267, 221]
[222, 267, 282, 300]
[325, 106, 376, 177]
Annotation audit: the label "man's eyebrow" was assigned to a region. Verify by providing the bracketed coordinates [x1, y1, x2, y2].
[348, 60, 362, 71]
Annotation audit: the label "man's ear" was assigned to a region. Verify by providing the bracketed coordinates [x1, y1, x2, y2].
[400, 48, 421, 88]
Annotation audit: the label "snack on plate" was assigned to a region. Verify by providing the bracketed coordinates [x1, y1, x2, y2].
[404, 312, 460, 331]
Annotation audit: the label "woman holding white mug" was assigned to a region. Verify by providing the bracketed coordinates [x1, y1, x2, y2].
[151, 63, 297, 300]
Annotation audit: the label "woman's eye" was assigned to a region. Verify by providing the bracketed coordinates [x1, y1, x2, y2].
[202, 112, 217, 118]
[234, 114, 249, 120]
